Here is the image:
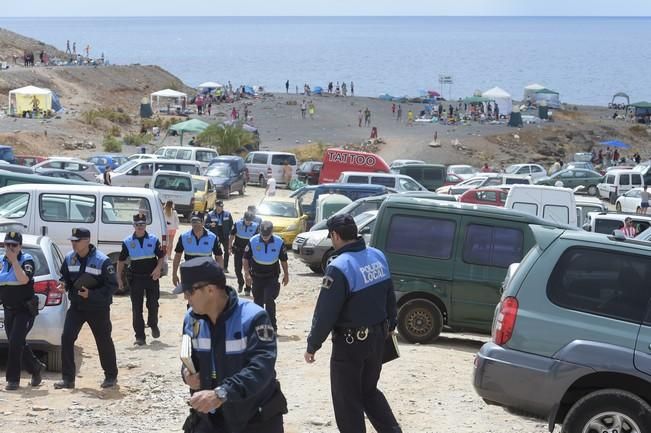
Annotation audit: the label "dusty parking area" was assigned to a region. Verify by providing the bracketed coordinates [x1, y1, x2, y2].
[0, 185, 550, 433]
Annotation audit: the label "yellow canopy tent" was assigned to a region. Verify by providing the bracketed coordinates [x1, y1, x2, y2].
[8, 85, 53, 116]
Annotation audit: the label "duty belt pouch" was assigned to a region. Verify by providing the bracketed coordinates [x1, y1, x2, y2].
[182, 409, 201, 433]
[259, 381, 288, 421]
[26, 295, 39, 317]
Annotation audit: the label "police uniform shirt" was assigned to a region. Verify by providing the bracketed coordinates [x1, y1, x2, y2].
[118, 231, 165, 275]
[230, 220, 260, 250]
[205, 210, 233, 239]
[174, 228, 223, 260]
[243, 234, 287, 278]
[60, 245, 117, 309]
[0, 251, 35, 308]
[306, 237, 398, 354]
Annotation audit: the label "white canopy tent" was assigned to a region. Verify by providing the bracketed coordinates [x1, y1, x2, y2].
[150, 89, 188, 113]
[197, 81, 223, 89]
[8, 85, 53, 116]
[523, 83, 545, 102]
[482, 87, 512, 115]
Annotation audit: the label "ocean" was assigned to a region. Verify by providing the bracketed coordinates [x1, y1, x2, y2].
[0, 16, 650, 105]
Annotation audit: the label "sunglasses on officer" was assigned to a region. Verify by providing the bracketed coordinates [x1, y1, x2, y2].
[133, 222, 146, 227]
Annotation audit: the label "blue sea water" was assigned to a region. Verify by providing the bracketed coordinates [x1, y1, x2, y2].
[0, 16, 650, 105]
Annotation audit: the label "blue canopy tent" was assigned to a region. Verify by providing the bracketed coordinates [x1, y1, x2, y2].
[243, 86, 255, 96]
[599, 140, 630, 149]
[313, 86, 323, 95]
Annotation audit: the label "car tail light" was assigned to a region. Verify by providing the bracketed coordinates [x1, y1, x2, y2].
[33, 279, 62, 306]
[492, 296, 518, 345]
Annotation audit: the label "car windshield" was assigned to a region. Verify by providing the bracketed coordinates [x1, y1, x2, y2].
[258, 201, 298, 218]
[113, 160, 138, 173]
[192, 179, 206, 191]
[451, 166, 474, 174]
[354, 211, 376, 227]
[206, 165, 231, 177]
[0, 246, 49, 276]
[154, 175, 192, 191]
[504, 165, 520, 174]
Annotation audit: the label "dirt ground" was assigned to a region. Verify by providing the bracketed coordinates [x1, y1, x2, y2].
[0, 184, 552, 433]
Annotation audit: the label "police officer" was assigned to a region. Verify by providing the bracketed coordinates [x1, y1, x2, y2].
[180, 257, 287, 433]
[304, 214, 402, 433]
[117, 213, 166, 346]
[55, 228, 118, 389]
[172, 211, 224, 289]
[0, 231, 44, 390]
[205, 200, 233, 272]
[247, 205, 263, 225]
[242, 221, 289, 331]
[229, 211, 259, 295]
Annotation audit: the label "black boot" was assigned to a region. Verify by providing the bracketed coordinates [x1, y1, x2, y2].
[101, 377, 117, 388]
[54, 379, 75, 389]
[5, 382, 19, 391]
[31, 360, 46, 386]
[237, 284, 243, 293]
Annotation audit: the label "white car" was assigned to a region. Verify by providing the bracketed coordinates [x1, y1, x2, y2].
[0, 233, 68, 371]
[447, 164, 478, 180]
[504, 163, 547, 181]
[389, 159, 425, 169]
[33, 157, 100, 182]
[615, 187, 646, 213]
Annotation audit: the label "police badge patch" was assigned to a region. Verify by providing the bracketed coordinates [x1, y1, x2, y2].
[255, 324, 275, 342]
[23, 263, 34, 274]
[321, 276, 334, 290]
[107, 265, 116, 274]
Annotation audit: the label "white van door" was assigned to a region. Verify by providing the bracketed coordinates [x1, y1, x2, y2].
[0, 189, 35, 233]
[37, 192, 100, 254]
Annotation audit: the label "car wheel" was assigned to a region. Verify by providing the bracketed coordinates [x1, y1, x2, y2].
[561, 389, 651, 433]
[397, 299, 443, 344]
[320, 249, 336, 273]
[616, 202, 622, 213]
[259, 175, 266, 187]
[587, 185, 598, 196]
[46, 347, 62, 372]
[308, 264, 322, 274]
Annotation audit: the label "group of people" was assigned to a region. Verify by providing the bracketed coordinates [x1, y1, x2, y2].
[299, 99, 316, 119]
[285, 80, 355, 97]
[1, 196, 403, 433]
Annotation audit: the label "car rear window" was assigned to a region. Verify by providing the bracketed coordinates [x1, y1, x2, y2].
[547, 247, 651, 323]
[252, 153, 268, 164]
[0, 246, 49, 277]
[155, 175, 192, 191]
[271, 155, 296, 166]
[371, 177, 396, 187]
[594, 219, 624, 234]
[386, 215, 455, 259]
[102, 196, 152, 224]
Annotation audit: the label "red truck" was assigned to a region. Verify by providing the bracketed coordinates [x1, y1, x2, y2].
[318, 148, 390, 184]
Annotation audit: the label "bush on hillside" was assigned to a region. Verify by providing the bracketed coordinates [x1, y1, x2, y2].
[103, 135, 122, 152]
[197, 125, 255, 155]
[124, 132, 153, 146]
[81, 108, 132, 126]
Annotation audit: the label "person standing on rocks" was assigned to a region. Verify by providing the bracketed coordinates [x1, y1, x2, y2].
[54, 228, 118, 389]
[116, 214, 165, 346]
[304, 214, 402, 433]
[180, 257, 287, 433]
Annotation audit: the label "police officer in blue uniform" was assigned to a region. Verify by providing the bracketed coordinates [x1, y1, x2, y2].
[242, 221, 289, 331]
[0, 231, 44, 391]
[55, 228, 119, 389]
[173, 211, 224, 289]
[179, 257, 287, 433]
[229, 211, 259, 295]
[117, 213, 166, 345]
[205, 200, 233, 272]
[304, 214, 402, 433]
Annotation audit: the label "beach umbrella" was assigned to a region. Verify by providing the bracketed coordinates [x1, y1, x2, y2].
[427, 90, 441, 97]
[198, 81, 223, 89]
[169, 119, 210, 145]
[599, 140, 630, 149]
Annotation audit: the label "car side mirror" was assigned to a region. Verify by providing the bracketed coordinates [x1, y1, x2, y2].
[359, 226, 372, 235]
[582, 223, 591, 232]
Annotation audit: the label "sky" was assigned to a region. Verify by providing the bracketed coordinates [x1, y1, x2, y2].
[4, 0, 651, 17]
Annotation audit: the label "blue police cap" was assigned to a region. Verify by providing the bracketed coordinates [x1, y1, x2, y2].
[4, 231, 22, 245]
[68, 227, 91, 241]
[190, 211, 204, 222]
[175, 257, 226, 294]
[326, 213, 357, 233]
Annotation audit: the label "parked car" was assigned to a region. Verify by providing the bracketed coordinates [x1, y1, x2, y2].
[127, 153, 156, 161]
[14, 155, 47, 167]
[204, 162, 246, 198]
[443, 172, 464, 186]
[0, 170, 89, 188]
[535, 168, 604, 196]
[458, 187, 508, 207]
[371, 195, 572, 343]
[447, 164, 478, 180]
[0, 145, 16, 164]
[294, 210, 378, 273]
[87, 155, 128, 173]
[473, 226, 651, 432]
[256, 197, 308, 245]
[338, 171, 427, 192]
[565, 161, 594, 171]
[207, 155, 247, 184]
[296, 161, 323, 185]
[575, 196, 607, 228]
[37, 169, 92, 182]
[0, 233, 68, 371]
[153, 146, 218, 171]
[106, 159, 201, 188]
[437, 174, 532, 196]
[583, 211, 651, 235]
[319, 148, 389, 184]
[391, 164, 447, 191]
[192, 176, 216, 213]
[245, 151, 297, 187]
[504, 163, 547, 181]
[616, 187, 646, 213]
[597, 169, 644, 203]
[389, 159, 425, 169]
[150, 171, 195, 218]
[33, 157, 100, 182]
[0, 163, 35, 174]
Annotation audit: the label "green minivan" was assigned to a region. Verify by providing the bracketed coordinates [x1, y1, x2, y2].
[392, 164, 447, 191]
[371, 195, 573, 343]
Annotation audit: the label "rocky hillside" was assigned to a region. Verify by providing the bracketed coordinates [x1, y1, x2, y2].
[0, 27, 66, 62]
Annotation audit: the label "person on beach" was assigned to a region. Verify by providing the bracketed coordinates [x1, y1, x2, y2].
[301, 100, 307, 119]
[308, 101, 315, 119]
[103, 167, 112, 186]
[285, 80, 289, 93]
[407, 110, 414, 126]
[364, 107, 371, 127]
[640, 186, 650, 215]
[72, 42, 76, 55]
[358, 110, 363, 128]
[370, 127, 378, 139]
[164, 200, 180, 260]
[66, 40, 71, 54]
[350, 81, 354, 96]
[396, 105, 403, 122]
[266, 176, 277, 197]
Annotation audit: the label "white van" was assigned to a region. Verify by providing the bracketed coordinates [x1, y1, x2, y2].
[597, 168, 644, 203]
[0, 184, 169, 264]
[106, 159, 201, 188]
[504, 184, 577, 226]
[337, 171, 427, 192]
[153, 146, 218, 171]
[245, 151, 297, 186]
[151, 171, 194, 218]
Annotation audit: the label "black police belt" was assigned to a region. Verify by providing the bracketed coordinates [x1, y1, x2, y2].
[334, 322, 386, 344]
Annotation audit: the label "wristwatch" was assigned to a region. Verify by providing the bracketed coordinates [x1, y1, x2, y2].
[214, 386, 228, 402]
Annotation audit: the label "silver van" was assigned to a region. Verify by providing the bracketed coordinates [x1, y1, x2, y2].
[153, 146, 218, 171]
[337, 171, 426, 192]
[245, 151, 297, 186]
[105, 159, 201, 188]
